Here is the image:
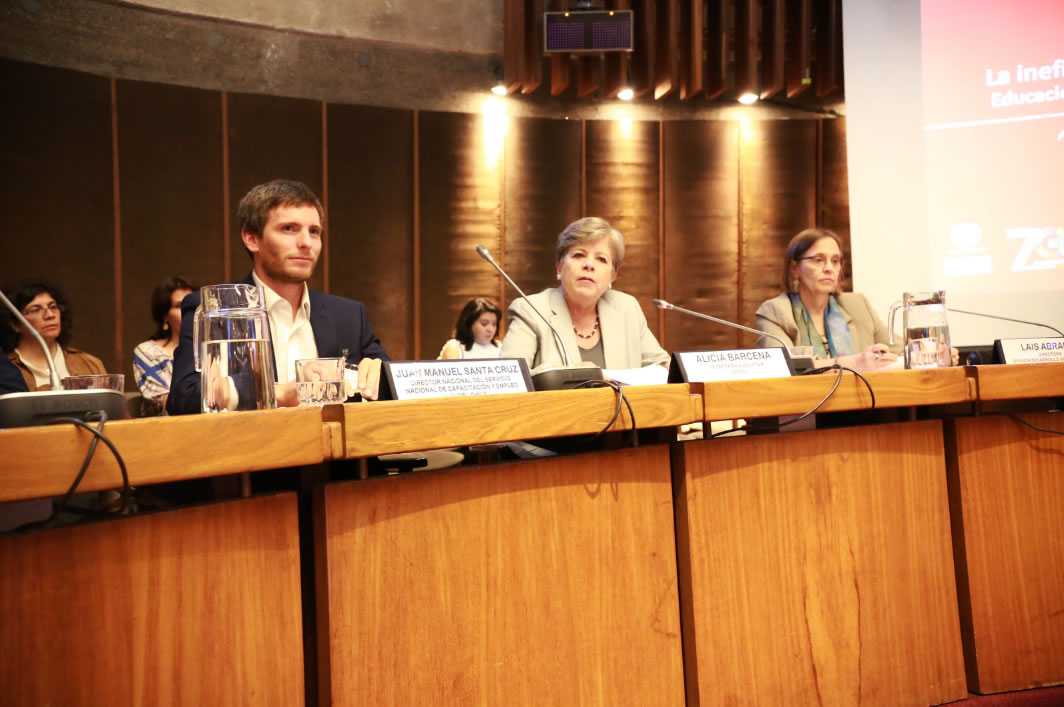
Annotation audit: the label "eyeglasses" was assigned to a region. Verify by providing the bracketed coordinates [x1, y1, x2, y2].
[22, 303, 66, 317]
[799, 255, 844, 269]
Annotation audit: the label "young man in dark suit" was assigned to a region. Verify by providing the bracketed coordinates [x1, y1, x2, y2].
[166, 180, 388, 415]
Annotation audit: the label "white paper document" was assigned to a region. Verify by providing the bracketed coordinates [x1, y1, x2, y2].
[602, 365, 670, 387]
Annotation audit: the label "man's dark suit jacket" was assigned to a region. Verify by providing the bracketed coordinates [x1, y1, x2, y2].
[0, 345, 30, 394]
[166, 273, 389, 415]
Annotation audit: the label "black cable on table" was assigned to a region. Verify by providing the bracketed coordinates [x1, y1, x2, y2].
[30, 411, 132, 526]
[575, 379, 638, 446]
[709, 364, 876, 439]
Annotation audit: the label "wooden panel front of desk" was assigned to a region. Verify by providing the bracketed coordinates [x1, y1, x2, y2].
[314, 445, 685, 706]
[947, 413, 1064, 694]
[0, 493, 304, 706]
[672, 421, 967, 706]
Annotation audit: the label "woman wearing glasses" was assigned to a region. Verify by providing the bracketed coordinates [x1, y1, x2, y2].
[754, 228, 898, 371]
[2, 281, 106, 391]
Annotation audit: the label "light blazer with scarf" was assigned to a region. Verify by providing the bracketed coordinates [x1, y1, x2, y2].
[500, 287, 670, 374]
[166, 273, 388, 415]
[754, 292, 897, 353]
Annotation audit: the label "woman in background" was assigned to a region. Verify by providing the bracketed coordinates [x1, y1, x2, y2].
[754, 228, 898, 371]
[439, 297, 503, 360]
[133, 276, 196, 415]
[2, 280, 106, 391]
[500, 217, 670, 373]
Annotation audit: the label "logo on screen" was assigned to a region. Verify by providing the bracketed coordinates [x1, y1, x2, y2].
[1008, 226, 1064, 272]
[949, 223, 983, 250]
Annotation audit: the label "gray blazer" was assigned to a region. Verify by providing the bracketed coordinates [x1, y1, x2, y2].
[500, 288, 670, 374]
[754, 292, 897, 353]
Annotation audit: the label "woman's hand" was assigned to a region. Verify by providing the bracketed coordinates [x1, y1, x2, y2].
[831, 343, 898, 372]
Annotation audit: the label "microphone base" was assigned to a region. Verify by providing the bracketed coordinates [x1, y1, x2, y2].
[789, 355, 816, 374]
[0, 389, 128, 429]
[531, 365, 605, 391]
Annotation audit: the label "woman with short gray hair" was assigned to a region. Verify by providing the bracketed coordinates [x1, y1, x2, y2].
[500, 217, 669, 374]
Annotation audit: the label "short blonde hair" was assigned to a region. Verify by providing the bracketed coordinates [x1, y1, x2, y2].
[555, 217, 625, 273]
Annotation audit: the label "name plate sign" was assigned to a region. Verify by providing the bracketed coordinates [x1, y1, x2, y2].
[382, 359, 533, 401]
[994, 337, 1064, 365]
[669, 349, 794, 383]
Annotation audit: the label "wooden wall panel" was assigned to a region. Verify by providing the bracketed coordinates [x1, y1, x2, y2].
[947, 413, 1064, 694]
[820, 117, 852, 289]
[327, 105, 414, 360]
[315, 446, 685, 705]
[227, 93, 323, 289]
[0, 59, 852, 371]
[117, 80, 224, 387]
[503, 117, 582, 309]
[0, 493, 305, 706]
[585, 120, 661, 338]
[674, 422, 968, 706]
[738, 120, 817, 343]
[418, 111, 502, 360]
[662, 121, 740, 351]
[0, 59, 115, 373]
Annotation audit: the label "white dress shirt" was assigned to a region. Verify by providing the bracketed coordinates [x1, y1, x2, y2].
[253, 272, 317, 384]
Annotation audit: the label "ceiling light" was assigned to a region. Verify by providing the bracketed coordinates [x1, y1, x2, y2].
[737, 92, 759, 105]
[618, 87, 634, 101]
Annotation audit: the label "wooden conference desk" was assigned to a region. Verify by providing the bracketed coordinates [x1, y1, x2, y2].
[671, 365, 1062, 705]
[0, 385, 700, 707]
[945, 364, 1064, 695]
[674, 368, 973, 706]
[0, 369, 1061, 705]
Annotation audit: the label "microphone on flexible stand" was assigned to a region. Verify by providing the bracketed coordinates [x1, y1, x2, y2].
[0, 290, 126, 428]
[653, 298, 813, 372]
[949, 307, 1063, 365]
[949, 308, 1063, 337]
[476, 245, 603, 390]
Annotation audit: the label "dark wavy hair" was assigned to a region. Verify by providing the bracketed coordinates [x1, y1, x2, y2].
[454, 297, 502, 350]
[1, 280, 73, 350]
[150, 276, 198, 340]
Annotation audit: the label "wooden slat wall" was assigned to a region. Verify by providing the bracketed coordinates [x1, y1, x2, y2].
[417, 112, 503, 360]
[585, 119, 661, 338]
[327, 105, 415, 360]
[116, 80, 225, 381]
[738, 120, 818, 345]
[0, 59, 115, 371]
[506, 0, 844, 102]
[820, 117, 853, 288]
[503, 117, 583, 305]
[662, 121, 741, 352]
[226, 93, 323, 288]
[1, 57, 850, 375]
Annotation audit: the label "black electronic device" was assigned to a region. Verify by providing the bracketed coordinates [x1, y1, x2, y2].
[544, 9, 634, 53]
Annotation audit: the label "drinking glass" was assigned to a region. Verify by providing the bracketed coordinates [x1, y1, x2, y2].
[61, 374, 125, 391]
[294, 358, 346, 406]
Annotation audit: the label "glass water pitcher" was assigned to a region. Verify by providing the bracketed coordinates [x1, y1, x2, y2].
[193, 283, 277, 412]
[887, 290, 952, 369]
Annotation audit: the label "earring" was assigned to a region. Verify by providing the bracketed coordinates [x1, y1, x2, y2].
[791, 279, 799, 292]
[556, 273, 561, 280]
[163, 321, 170, 332]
